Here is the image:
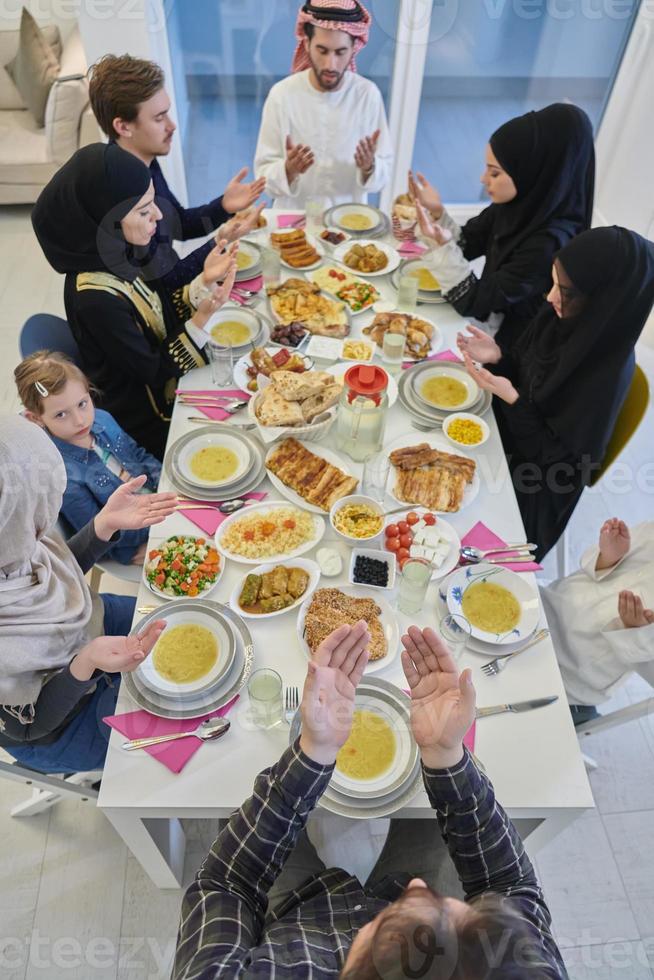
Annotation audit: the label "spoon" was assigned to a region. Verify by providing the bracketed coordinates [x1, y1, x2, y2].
[121, 717, 230, 751]
[176, 496, 253, 514]
[460, 543, 536, 563]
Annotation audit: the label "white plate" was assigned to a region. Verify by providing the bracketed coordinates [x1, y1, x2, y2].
[204, 306, 264, 349]
[233, 347, 313, 395]
[307, 264, 380, 315]
[412, 365, 479, 412]
[215, 501, 326, 564]
[265, 440, 359, 515]
[382, 509, 461, 581]
[435, 581, 543, 656]
[332, 239, 401, 278]
[386, 432, 480, 514]
[235, 239, 262, 278]
[365, 309, 443, 362]
[142, 535, 225, 601]
[278, 233, 325, 272]
[445, 563, 541, 645]
[331, 361, 398, 407]
[296, 585, 399, 675]
[137, 606, 235, 697]
[176, 431, 252, 489]
[229, 558, 321, 619]
[399, 258, 442, 292]
[329, 203, 383, 234]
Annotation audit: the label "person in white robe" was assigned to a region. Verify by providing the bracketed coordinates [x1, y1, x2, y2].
[541, 517, 654, 723]
[254, 0, 392, 209]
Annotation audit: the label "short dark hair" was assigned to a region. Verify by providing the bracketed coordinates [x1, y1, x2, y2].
[340, 892, 548, 979]
[88, 54, 165, 139]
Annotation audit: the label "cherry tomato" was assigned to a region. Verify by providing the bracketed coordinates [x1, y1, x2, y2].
[387, 537, 401, 552]
[406, 512, 419, 526]
[399, 555, 410, 570]
[398, 521, 410, 535]
[423, 513, 437, 526]
[399, 533, 413, 549]
[386, 523, 400, 537]
[397, 547, 410, 563]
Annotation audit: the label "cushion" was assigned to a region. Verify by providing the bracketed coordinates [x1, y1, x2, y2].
[5, 9, 60, 127]
[0, 66, 24, 110]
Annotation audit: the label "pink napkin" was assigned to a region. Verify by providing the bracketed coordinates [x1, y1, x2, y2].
[277, 213, 305, 229]
[103, 696, 239, 774]
[176, 387, 251, 422]
[398, 241, 427, 257]
[230, 274, 264, 303]
[461, 521, 542, 573]
[402, 349, 461, 370]
[178, 492, 268, 535]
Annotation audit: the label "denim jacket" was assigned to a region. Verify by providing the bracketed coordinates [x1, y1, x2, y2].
[51, 409, 162, 564]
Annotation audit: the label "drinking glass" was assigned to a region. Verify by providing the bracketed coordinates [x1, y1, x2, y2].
[382, 330, 406, 374]
[361, 452, 390, 502]
[207, 341, 234, 387]
[397, 272, 419, 312]
[261, 246, 281, 287]
[248, 668, 283, 729]
[398, 559, 432, 615]
[439, 613, 472, 662]
[305, 196, 325, 236]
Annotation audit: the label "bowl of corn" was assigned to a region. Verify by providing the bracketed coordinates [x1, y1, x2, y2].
[443, 412, 489, 450]
[329, 495, 385, 543]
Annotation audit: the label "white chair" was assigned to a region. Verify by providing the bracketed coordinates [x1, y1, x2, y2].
[0, 754, 100, 816]
[576, 697, 654, 770]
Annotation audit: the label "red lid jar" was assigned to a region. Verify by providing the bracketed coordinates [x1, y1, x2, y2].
[343, 364, 389, 406]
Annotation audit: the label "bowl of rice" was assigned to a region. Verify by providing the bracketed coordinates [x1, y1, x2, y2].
[215, 503, 325, 564]
[330, 495, 385, 544]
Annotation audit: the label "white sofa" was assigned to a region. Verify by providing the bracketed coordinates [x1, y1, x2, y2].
[0, 23, 100, 204]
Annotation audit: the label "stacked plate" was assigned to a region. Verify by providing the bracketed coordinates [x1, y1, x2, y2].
[124, 600, 254, 720]
[164, 425, 266, 501]
[289, 677, 423, 818]
[324, 203, 391, 241]
[235, 240, 262, 281]
[398, 361, 492, 428]
[391, 259, 446, 305]
[204, 307, 271, 356]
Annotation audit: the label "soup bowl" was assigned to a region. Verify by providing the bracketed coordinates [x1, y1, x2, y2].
[137, 607, 236, 697]
[414, 366, 479, 411]
[204, 307, 263, 349]
[444, 563, 540, 645]
[177, 431, 252, 489]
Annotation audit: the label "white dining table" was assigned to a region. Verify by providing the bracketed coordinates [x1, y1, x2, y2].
[98, 211, 593, 888]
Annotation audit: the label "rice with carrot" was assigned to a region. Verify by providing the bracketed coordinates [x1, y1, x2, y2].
[219, 508, 315, 558]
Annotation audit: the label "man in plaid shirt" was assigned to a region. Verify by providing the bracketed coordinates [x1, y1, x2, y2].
[173, 621, 567, 978]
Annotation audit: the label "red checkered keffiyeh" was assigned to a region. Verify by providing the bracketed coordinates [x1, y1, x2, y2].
[291, 0, 371, 73]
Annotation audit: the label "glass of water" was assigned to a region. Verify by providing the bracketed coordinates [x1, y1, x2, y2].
[439, 613, 472, 662]
[397, 272, 419, 312]
[207, 341, 234, 387]
[305, 196, 325, 236]
[382, 330, 406, 374]
[261, 246, 281, 288]
[361, 452, 391, 502]
[398, 559, 432, 615]
[248, 668, 283, 729]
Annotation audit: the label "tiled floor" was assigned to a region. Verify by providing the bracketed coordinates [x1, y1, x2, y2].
[0, 204, 653, 979]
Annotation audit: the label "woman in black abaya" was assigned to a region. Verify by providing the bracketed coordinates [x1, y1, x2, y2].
[458, 226, 654, 562]
[411, 103, 595, 350]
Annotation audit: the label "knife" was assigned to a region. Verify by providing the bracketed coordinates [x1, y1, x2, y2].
[476, 695, 558, 718]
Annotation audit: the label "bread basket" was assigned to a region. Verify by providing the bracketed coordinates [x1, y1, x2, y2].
[247, 389, 337, 444]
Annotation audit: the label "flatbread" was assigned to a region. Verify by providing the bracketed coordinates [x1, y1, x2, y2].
[301, 383, 342, 423]
[270, 370, 328, 402]
[256, 387, 303, 427]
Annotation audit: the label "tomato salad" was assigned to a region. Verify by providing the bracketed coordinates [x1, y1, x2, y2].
[145, 536, 222, 598]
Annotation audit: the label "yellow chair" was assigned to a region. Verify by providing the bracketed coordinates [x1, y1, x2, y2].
[590, 364, 650, 485]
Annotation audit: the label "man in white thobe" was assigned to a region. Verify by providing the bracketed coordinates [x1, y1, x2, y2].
[254, 0, 392, 209]
[542, 517, 654, 722]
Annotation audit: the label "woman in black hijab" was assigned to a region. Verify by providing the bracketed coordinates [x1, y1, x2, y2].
[411, 103, 595, 349]
[32, 143, 236, 459]
[458, 226, 654, 561]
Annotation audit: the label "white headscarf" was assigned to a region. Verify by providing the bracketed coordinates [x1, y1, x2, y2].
[0, 416, 92, 716]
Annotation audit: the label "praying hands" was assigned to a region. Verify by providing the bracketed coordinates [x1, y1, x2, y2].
[285, 134, 315, 184]
[221, 167, 266, 215]
[462, 351, 519, 404]
[596, 518, 631, 569]
[354, 128, 380, 179]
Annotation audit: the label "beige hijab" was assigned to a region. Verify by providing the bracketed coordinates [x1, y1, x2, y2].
[0, 416, 92, 717]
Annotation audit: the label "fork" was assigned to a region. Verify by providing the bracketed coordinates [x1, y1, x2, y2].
[480, 628, 550, 677]
[284, 685, 299, 724]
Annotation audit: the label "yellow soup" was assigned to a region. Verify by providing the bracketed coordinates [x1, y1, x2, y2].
[421, 375, 468, 408]
[190, 446, 239, 483]
[236, 251, 253, 270]
[211, 321, 252, 345]
[410, 267, 440, 290]
[340, 212, 373, 231]
[153, 624, 218, 684]
[461, 581, 521, 634]
[336, 709, 396, 780]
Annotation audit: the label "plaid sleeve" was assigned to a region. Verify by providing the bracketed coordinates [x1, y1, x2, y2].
[423, 749, 567, 978]
[172, 739, 333, 979]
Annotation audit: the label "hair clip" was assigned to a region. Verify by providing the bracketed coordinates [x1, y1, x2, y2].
[34, 381, 49, 397]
